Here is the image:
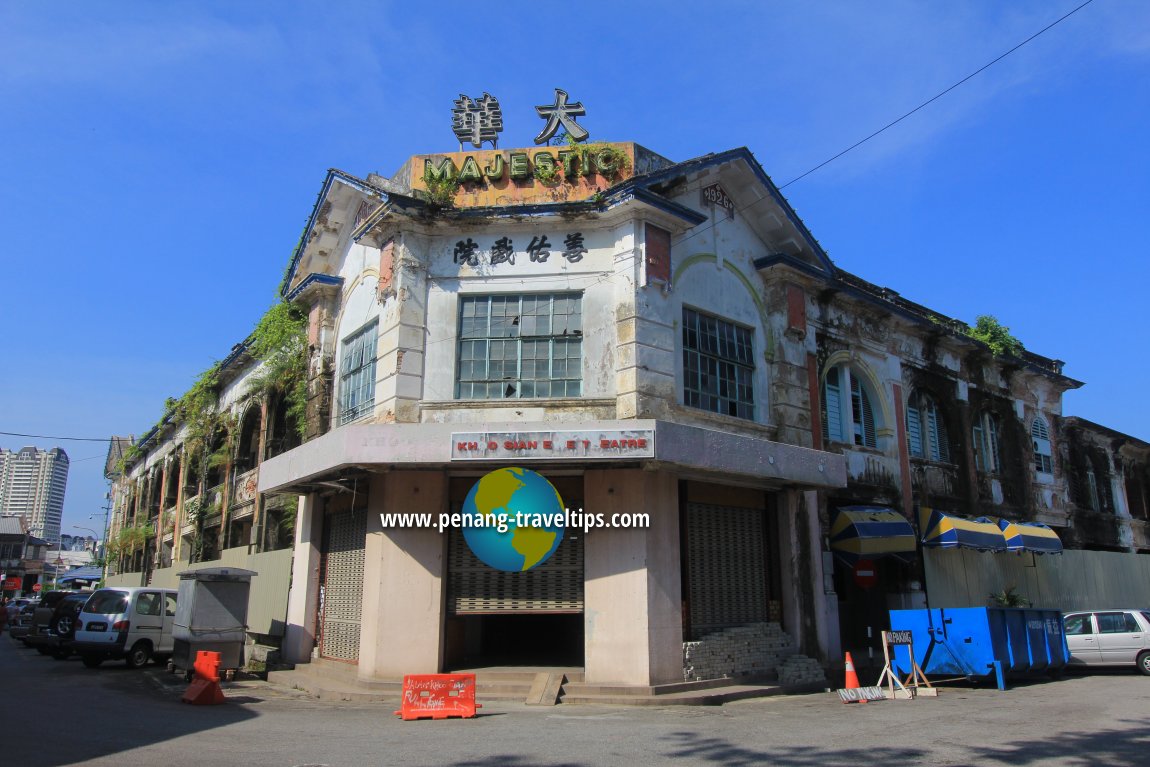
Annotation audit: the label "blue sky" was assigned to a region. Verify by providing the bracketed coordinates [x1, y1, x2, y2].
[2, 1, 1147, 538]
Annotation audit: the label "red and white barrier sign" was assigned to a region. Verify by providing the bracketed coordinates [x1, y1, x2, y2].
[394, 674, 480, 720]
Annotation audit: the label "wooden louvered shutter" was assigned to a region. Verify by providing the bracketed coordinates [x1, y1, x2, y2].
[823, 368, 843, 443]
[928, 404, 950, 463]
[852, 376, 876, 448]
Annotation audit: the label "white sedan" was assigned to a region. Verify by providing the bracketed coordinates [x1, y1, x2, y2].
[1064, 610, 1150, 675]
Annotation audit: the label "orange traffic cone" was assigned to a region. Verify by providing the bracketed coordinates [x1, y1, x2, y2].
[843, 652, 866, 704]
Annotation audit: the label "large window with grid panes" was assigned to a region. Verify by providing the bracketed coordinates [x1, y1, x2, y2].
[682, 307, 755, 420]
[338, 320, 378, 425]
[456, 293, 582, 399]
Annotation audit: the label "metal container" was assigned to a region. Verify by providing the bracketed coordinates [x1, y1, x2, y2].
[172, 567, 257, 677]
[888, 607, 1069, 690]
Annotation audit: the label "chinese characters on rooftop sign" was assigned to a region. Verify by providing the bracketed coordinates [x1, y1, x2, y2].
[452, 93, 504, 150]
[533, 89, 588, 145]
[450, 88, 590, 150]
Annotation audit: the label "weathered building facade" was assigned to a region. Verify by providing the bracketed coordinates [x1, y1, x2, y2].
[110, 118, 1149, 693]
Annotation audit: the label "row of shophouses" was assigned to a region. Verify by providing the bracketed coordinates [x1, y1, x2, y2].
[106, 139, 1150, 691]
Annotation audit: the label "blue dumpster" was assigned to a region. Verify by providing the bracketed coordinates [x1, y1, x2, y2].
[888, 607, 1070, 690]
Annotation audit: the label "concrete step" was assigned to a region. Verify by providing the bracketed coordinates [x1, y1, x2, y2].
[561, 676, 741, 698]
[267, 669, 402, 703]
[560, 682, 796, 706]
[267, 664, 563, 704]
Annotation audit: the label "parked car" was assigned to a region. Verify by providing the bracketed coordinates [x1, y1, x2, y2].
[73, 587, 178, 669]
[1064, 610, 1150, 675]
[6, 597, 34, 620]
[28, 590, 82, 638]
[26, 592, 91, 658]
[8, 603, 36, 641]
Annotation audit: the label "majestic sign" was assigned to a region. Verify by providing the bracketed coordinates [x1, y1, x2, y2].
[411, 143, 636, 208]
[451, 430, 655, 461]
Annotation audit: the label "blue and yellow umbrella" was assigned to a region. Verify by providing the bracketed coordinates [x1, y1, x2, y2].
[829, 506, 917, 565]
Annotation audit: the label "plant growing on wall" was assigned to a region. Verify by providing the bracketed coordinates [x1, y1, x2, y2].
[247, 300, 309, 439]
[967, 315, 1024, 358]
[422, 168, 461, 208]
[988, 585, 1031, 608]
[533, 155, 562, 186]
[183, 496, 203, 523]
[577, 142, 630, 180]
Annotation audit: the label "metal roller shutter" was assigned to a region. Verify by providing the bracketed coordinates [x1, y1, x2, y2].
[447, 527, 583, 613]
[686, 502, 768, 637]
[319, 507, 367, 662]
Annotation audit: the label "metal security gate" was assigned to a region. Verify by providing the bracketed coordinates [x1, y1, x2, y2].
[318, 507, 367, 662]
[447, 527, 583, 613]
[686, 502, 769, 638]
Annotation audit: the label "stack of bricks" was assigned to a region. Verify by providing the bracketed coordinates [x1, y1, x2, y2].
[682, 622, 797, 682]
[776, 654, 827, 686]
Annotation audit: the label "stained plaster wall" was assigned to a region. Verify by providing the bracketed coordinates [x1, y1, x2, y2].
[413, 222, 623, 423]
[797, 277, 1076, 531]
[1061, 421, 1139, 551]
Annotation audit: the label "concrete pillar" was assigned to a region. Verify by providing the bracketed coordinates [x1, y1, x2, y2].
[358, 471, 447, 681]
[283, 493, 323, 664]
[583, 469, 682, 686]
[778, 490, 833, 662]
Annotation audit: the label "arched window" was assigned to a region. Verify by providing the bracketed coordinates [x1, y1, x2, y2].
[906, 390, 951, 463]
[822, 365, 878, 448]
[972, 411, 1001, 473]
[1032, 417, 1054, 475]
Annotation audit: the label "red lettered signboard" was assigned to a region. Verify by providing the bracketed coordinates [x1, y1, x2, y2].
[395, 674, 480, 720]
[2, 577, 21, 592]
[853, 559, 878, 590]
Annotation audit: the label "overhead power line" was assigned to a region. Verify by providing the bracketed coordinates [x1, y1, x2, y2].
[778, 0, 1096, 190]
[0, 431, 114, 443]
[672, 0, 1095, 252]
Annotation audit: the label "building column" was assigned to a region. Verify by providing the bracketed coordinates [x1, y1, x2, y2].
[358, 471, 447, 681]
[282, 493, 323, 665]
[778, 489, 833, 662]
[250, 400, 269, 551]
[583, 469, 683, 686]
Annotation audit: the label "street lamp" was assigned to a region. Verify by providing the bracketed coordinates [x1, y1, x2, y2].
[72, 526, 100, 559]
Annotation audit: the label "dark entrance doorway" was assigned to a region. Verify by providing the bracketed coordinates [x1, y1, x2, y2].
[445, 613, 584, 668]
[443, 474, 585, 669]
[833, 556, 913, 673]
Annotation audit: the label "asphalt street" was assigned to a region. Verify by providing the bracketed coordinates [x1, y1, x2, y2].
[3, 633, 1148, 767]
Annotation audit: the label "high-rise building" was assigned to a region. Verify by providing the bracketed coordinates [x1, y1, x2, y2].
[0, 447, 69, 545]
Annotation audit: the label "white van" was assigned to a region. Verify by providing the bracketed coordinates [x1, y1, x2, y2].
[73, 587, 178, 669]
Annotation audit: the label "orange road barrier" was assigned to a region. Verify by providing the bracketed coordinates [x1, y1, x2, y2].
[394, 674, 481, 720]
[182, 650, 226, 705]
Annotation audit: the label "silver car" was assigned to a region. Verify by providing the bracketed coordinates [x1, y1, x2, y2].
[1063, 610, 1150, 675]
